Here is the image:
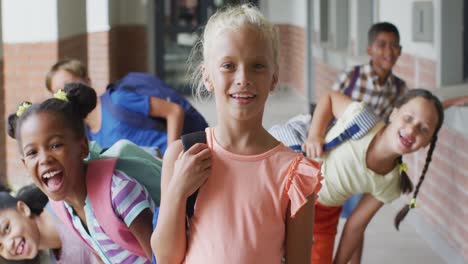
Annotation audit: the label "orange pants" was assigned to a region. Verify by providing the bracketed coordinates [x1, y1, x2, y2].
[311, 173, 342, 264]
[311, 202, 342, 264]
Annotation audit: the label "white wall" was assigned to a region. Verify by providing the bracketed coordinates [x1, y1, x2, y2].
[0, 2, 3, 58]
[2, 0, 58, 43]
[381, 0, 464, 85]
[354, 0, 373, 56]
[313, 0, 320, 32]
[87, 0, 111, 32]
[439, 0, 463, 85]
[2, 0, 87, 43]
[87, 0, 148, 32]
[114, 0, 147, 26]
[263, 0, 307, 27]
[57, 0, 86, 39]
[379, 0, 438, 60]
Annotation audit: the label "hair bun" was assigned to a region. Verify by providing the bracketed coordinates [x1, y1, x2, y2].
[64, 83, 97, 119]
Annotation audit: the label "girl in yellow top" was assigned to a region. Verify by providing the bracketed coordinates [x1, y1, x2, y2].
[151, 4, 319, 264]
[302, 88, 444, 264]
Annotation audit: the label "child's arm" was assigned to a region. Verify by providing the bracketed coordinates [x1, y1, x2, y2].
[303, 91, 353, 158]
[333, 194, 383, 264]
[151, 141, 211, 264]
[284, 194, 315, 263]
[149, 97, 185, 145]
[129, 208, 154, 260]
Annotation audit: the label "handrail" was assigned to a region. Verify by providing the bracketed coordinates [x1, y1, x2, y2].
[442, 96, 468, 109]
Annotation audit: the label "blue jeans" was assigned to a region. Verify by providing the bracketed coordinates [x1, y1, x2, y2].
[340, 194, 363, 218]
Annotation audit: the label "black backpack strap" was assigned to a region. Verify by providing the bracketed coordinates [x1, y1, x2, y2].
[394, 77, 404, 96]
[343, 65, 360, 97]
[181, 131, 207, 218]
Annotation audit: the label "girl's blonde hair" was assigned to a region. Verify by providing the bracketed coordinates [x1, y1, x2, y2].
[45, 59, 88, 92]
[189, 4, 279, 98]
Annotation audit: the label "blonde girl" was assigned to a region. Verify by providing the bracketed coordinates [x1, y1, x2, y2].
[151, 4, 319, 264]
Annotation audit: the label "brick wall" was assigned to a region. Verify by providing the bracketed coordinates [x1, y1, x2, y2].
[88, 30, 112, 95]
[277, 27, 338, 99]
[58, 34, 88, 68]
[313, 58, 340, 99]
[393, 53, 437, 89]
[276, 24, 306, 94]
[88, 25, 148, 94]
[110, 25, 148, 82]
[2, 25, 148, 189]
[404, 126, 468, 261]
[3, 42, 59, 188]
[0, 61, 5, 185]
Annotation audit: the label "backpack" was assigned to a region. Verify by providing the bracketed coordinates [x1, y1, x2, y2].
[269, 103, 379, 154]
[151, 131, 206, 264]
[150, 130, 206, 223]
[102, 72, 208, 133]
[50, 139, 163, 258]
[181, 131, 207, 218]
[343, 65, 404, 98]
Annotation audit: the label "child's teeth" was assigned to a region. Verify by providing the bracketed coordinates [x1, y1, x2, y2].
[16, 240, 24, 255]
[233, 94, 254, 98]
[43, 171, 60, 179]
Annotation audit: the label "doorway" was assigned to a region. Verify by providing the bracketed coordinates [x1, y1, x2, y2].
[154, 0, 259, 93]
[464, 0, 468, 80]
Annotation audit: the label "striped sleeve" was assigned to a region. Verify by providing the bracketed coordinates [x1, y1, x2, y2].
[110, 170, 153, 227]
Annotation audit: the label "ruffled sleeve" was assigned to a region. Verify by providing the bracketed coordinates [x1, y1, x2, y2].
[284, 155, 321, 217]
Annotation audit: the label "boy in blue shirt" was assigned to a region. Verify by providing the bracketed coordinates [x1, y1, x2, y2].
[45, 59, 207, 155]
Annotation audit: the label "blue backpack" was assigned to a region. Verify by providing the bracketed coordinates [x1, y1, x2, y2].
[102, 72, 208, 133]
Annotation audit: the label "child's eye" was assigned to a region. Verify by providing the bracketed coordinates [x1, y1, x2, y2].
[403, 115, 412, 122]
[391, 43, 401, 50]
[253, 64, 266, 70]
[221, 63, 234, 70]
[378, 41, 386, 48]
[24, 149, 37, 157]
[51, 143, 63, 150]
[420, 126, 429, 134]
[2, 223, 9, 234]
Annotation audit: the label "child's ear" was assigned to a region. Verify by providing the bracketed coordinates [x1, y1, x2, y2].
[202, 67, 213, 92]
[367, 44, 373, 57]
[270, 68, 279, 92]
[396, 44, 402, 57]
[80, 138, 89, 160]
[389, 107, 398, 123]
[17, 201, 31, 217]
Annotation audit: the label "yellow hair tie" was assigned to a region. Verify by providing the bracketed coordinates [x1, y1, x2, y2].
[53, 89, 68, 102]
[399, 163, 408, 173]
[409, 198, 417, 209]
[16, 102, 32, 117]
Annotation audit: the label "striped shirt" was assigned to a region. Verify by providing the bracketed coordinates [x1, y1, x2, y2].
[64, 170, 154, 264]
[332, 62, 408, 120]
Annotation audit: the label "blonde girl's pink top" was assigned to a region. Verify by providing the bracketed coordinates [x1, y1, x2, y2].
[184, 128, 320, 264]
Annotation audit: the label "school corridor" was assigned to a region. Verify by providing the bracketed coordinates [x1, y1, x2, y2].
[0, 0, 467, 263]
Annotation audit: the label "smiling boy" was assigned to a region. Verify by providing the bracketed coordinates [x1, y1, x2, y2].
[333, 22, 408, 120]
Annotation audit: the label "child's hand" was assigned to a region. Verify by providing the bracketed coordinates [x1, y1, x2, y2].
[170, 143, 212, 198]
[302, 136, 325, 158]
